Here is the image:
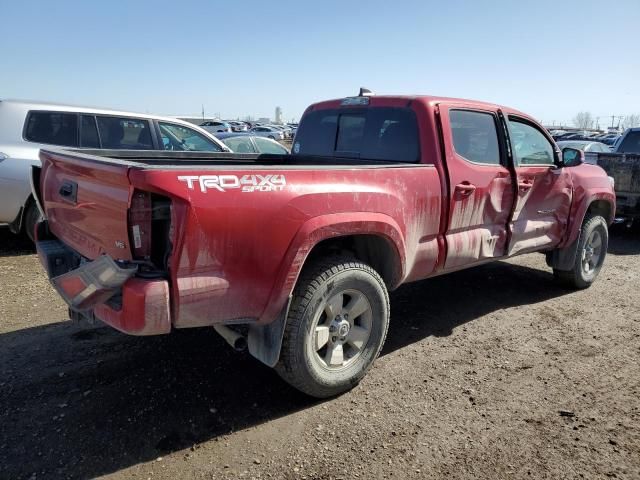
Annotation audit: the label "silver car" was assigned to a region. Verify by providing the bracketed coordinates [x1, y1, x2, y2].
[268, 124, 293, 138]
[249, 126, 285, 140]
[0, 99, 229, 241]
[200, 120, 232, 133]
[556, 140, 612, 153]
[226, 121, 248, 132]
[216, 133, 289, 154]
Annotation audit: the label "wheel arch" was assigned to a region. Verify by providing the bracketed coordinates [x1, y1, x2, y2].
[247, 213, 406, 367]
[262, 213, 405, 324]
[586, 198, 613, 225]
[563, 191, 615, 248]
[547, 195, 614, 271]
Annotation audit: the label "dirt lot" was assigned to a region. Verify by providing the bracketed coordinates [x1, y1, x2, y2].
[0, 227, 638, 480]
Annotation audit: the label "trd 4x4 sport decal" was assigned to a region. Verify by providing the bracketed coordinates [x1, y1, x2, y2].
[178, 174, 286, 193]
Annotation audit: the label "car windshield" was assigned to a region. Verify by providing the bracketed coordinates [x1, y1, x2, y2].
[254, 137, 288, 154]
[158, 123, 223, 151]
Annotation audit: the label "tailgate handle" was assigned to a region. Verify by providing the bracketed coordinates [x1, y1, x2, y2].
[59, 181, 78, 204]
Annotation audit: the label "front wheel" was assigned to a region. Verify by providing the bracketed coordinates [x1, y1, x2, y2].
[276, 256, 390, 398]
[554, 214, 608, 289]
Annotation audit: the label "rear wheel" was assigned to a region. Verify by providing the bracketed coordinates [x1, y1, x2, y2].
[554, 214, 608, 289]
[276, 256, 390, 398]
[23, 201, 42, 243]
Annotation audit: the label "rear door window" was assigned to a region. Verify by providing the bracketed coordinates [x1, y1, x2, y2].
[96, 116, 153, 149]
[449, 110, 501, 165]
[24, 111, 78, 146]
[294, 107, 420, 162]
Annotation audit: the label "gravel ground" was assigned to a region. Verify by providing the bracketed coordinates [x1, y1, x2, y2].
[0, 226, 638, 480]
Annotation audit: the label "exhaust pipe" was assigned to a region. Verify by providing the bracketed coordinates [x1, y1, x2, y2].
[213, 324, 247, 352]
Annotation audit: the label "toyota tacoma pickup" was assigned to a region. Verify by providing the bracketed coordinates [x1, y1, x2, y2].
[33, 92, 615, 398]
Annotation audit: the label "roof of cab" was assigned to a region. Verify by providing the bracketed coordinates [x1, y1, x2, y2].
[306, 94, 531, 119]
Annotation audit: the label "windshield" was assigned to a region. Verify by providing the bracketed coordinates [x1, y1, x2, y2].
[294, 107, 419, 162]
[158, 123, 223, 152]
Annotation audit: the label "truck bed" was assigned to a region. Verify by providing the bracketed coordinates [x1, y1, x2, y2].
[35, 144, 443, 334]
[57, 148, 418, 168]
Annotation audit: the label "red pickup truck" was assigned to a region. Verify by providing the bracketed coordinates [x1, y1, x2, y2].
[33, 92, 615, 398]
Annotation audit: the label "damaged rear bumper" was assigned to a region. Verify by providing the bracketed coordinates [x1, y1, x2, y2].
[35, 222, 171, 335]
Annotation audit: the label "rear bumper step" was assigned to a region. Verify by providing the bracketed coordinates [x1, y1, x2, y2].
[36, 222, 171, 335]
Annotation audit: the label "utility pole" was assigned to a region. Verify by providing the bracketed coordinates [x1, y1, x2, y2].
[202, 104, 205, 121]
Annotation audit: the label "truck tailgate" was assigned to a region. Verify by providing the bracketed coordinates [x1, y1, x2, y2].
[592, 153, 640, 193]
[38, 149, 134, 260]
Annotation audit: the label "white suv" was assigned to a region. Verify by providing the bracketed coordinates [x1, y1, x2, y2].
[0, 99, 228, 241]
[199, 120, 232, 133]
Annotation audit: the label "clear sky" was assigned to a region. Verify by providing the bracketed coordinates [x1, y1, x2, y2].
[1, 0, 638, 125]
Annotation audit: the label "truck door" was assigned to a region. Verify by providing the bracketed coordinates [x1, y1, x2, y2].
[504, 115, 572, 255]
[438, 106, 514, 270]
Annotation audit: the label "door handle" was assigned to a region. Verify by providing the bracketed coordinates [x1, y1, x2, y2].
[454, 182, 477, 196]
[59, 180, 78, 204]
[518, 180, 533, 192]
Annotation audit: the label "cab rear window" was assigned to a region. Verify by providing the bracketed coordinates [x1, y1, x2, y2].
[294, 107, 420, 162]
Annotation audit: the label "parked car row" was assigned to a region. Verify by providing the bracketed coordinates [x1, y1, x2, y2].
[556, 140, 612, 153]
[551, 130, 621, 146]
[200, 120, 297, 139]
[216, 133, 289, 154]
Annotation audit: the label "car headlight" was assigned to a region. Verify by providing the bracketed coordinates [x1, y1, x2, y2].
[608, 176, 615, 189]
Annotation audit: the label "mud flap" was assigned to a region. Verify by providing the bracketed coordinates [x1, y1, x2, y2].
[247, 296, 292, 367]
[546, 232, 581, 272]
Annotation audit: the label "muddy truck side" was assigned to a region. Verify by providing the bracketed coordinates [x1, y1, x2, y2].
[33, 93, 615, 398]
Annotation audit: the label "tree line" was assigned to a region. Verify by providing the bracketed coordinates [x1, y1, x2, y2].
[572, 112, 640, 130]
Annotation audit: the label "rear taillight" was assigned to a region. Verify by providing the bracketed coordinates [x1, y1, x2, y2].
[128, 191, 172, 274]
[128, 190, 152, 260]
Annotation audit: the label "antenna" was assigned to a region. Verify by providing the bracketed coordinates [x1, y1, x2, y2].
[358, 87, 374, 97]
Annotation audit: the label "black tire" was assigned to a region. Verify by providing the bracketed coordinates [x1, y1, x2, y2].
[23, 200, 42, 243]
[268, 135, 275, 140]
[275, 256, 390, 398]
[554, 214, 608, 289]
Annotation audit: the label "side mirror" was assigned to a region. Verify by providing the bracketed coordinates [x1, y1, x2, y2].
[561, 147, 584, 167]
